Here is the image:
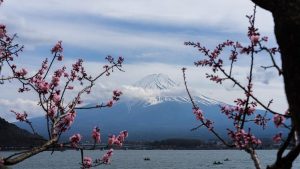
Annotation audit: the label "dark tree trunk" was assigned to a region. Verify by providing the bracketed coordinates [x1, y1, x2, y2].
[252, 0, 300, 168]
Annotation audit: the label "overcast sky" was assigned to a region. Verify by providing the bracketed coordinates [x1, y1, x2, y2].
[0, 0, 287, 121]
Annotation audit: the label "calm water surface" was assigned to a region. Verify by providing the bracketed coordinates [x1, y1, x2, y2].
[1, 150, 300, 169]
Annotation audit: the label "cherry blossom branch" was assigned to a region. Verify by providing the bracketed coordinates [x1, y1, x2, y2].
[185, 41, 287, 118]
[1, 40, 126, 168]
[10, 110, 37, 135]
[245, 147, 262, 169]
[3, 138, 58, 166]
[182, 68, 234, 148]
[240, 7, 257, 130]
[61, 130, 128, 168]
[257, 42, 282, 75]
[183, 5, 289, 169]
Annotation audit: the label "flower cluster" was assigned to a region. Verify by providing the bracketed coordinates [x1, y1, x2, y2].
[11, 110, 28, 122]
[47, 105, 57, 119]
[82, 157, 93, 168]
[192, 108, 213, 130]
[250, 35, 260, 45]
[54, 111, 76, 134]
[103, 56, 124, 76]
[234, 98, 256, 116]
[273, 114, 285, 128]
[107, 90, 123, 107]
[108, 130, 128, 147]
[0, 24, 6, 39]
[14, 68, 28, 78]
[220, 99, 257, 128]
[272, 132, 282, 143]
[186, 40, 234, 74]
[254, 114, 269, 129]
[51, 41, 63, 55]
[71, 59, 86, 82]
[101, 149, 114, 164]
[228, 129, 261, 149]
[220, 105, 235, 117]
[92, 127, 101, 143]
[69, 133, 82, 148]
[29, 59, 50, 93]
[193, 108, 204, 121]
[1, 13, 127, 168]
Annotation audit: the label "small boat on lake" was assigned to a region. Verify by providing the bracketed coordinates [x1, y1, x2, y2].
[144, 157, 150, 161]
[213, 161, 223, 165]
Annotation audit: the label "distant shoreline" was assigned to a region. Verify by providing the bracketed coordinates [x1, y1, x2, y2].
[0, 146, 282, 151]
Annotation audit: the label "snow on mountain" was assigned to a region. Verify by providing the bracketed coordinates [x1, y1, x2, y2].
[15, 73, 279, 141]
[133, 73, 179, 90]
[128, 73, 221, 107]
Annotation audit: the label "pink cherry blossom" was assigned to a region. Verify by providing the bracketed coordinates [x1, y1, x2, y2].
[193, 108, 204, 121]
[11, 110, 28, 122]
[221, 105, 233, 113]
[0, 24, 6, 38]
[273, 132, 282, 143]
[15, 68, 28, 77]
[83, 156, 92, 168]
[116, 130, 128, 144]
[250, 35, 260, 44]
[51, 41, 63, 54]
[108, 135, 116, 145]
[57, 55, 63, 61]
[273, 114, 285, 128]
[69, 134, 81, 148]
[92, 127, 101, 143]
[47, 106, 56, 119]
[35, 80, 50, 93]
[205, 119, 214, 130]
[54, 111, 76, 133]
[106, 100, 114, 107]
[51, 76, 60, 87]
[108, 130, 128, 146]
[101, 149, 114, 164]
[228, 129, 261, 148]
[52, 93, 61, 104]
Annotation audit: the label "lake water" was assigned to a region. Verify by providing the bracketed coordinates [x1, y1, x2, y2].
[1, 150, 300, 169]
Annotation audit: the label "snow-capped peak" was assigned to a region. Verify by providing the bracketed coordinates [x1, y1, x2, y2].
[133, 73, 179, 90]
[126, 73, 222, 108]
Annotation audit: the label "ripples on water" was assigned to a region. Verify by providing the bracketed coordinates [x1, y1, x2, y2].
[1, 150, 300, 169]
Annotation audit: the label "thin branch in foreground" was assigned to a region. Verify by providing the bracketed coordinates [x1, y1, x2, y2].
[182, 68, 234, 148]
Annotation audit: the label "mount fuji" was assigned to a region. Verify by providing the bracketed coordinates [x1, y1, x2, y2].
[15, 73, 279, 142]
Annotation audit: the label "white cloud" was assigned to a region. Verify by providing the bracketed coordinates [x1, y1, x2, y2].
[0, 98, 42, 122]
[1, 0, 274, 32]
[0, 1, 285, 122]
[0, 0, 275, 52]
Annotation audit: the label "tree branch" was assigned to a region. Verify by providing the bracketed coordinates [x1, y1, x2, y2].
[3, 138, 57, 166]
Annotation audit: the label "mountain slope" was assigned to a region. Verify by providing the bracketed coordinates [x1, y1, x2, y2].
[15, 73, 283, 142]
[0, 117, 44, 148]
